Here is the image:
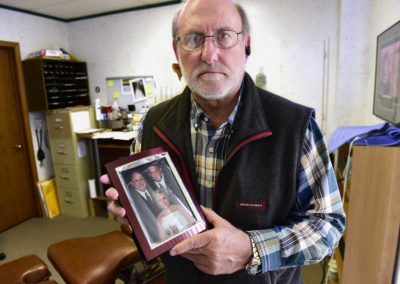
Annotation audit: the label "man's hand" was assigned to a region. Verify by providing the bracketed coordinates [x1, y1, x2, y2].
[100, 174, 128, 223]
[170, 206, 252, 275]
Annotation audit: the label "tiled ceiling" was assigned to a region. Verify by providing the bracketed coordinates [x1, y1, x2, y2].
[0, 0, 181, 22]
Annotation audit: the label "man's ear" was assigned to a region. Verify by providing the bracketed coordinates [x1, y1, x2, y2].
[245, 35, 251, 57]
[173, 40, 179, 62]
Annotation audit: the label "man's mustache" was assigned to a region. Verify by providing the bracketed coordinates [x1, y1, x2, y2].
[193, 64, 229, 77]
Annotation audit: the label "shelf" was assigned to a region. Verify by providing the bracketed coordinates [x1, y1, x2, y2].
[88, 196, 114, 220]
[23, 57, 91, 111]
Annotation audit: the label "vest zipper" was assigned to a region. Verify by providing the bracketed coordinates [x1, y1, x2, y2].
[213, 130, 273, 209]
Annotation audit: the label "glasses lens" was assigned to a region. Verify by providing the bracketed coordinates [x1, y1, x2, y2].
[213, 30, 237, 49]
[178, 30, 240, 51]
[180, 33, 204, 51]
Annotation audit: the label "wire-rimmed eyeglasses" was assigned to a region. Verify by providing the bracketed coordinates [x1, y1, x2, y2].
[177, 30, 243, 52]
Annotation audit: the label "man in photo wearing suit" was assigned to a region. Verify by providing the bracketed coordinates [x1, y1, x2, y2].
[145, 162, 191, 211]
[127, 170, 162, 243]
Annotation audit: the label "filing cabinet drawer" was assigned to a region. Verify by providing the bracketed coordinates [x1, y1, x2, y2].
[57, 187, 89, 218]
[51, 139, 75, 164]
[47, 112, 71, 139]
[54, 164, 78, 188]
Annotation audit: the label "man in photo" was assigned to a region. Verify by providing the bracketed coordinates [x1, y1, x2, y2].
[145, 162, 191, 211]
[127, 170, 162, 243]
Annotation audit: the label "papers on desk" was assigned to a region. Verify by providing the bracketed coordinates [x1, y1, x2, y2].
[92, 131, 136, 141]
[75, 128, 104, 134]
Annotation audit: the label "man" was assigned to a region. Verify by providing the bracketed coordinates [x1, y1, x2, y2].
[145, 162, 190, 209]
[127, 171, 162, 243]
[145, 163, 176, 192]
[103, 0, 345, 283]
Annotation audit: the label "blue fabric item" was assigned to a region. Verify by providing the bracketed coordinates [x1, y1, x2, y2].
[354, 123, 400, 146]
[328, 123, 386, 153]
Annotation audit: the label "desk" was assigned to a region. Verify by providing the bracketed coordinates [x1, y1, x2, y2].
[77, 130, 135, 218]
[77, 131, 135, 196]
[92, 138, 134, 195]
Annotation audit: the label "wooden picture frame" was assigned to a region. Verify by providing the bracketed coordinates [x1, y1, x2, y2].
[373, 20, 400, 125]
[106, 147, 207, 261]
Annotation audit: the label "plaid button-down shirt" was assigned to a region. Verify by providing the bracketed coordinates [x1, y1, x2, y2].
[189, 94, 239, 208]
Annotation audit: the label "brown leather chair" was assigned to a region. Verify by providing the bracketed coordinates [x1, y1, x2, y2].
[47, 227, 141, 284]
[0, 254, 58, 283]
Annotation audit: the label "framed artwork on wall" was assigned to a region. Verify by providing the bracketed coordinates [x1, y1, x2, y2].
[373, 20, 400, 126]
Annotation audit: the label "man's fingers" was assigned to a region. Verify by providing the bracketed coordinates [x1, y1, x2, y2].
[170, 232, 211, 256]
[107, 200, 126, 218]
[100, 174, 110, 184]
[105, 187, 119, 200]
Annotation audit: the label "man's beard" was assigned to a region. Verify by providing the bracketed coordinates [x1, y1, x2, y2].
[182, 63, 241, 100]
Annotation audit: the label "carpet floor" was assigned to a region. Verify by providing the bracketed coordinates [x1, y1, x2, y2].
[0, 215, 325, 283]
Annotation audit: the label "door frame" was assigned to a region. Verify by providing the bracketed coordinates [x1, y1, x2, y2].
[0, 40, 40, 216]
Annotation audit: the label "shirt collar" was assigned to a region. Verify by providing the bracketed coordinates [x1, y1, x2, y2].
[190, 86, 243, 129]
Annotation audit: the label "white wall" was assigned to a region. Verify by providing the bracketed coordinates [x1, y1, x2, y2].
[1, 0, 399, 139]
[67, 0, 339, 135]
[239, 0, 338, 135]
[336, 0, 373, 127]
[67, 5, 181, 108]
[0, 8, 69, 59]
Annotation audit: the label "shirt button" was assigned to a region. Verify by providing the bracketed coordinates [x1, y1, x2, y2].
[208, 147, 214, 153]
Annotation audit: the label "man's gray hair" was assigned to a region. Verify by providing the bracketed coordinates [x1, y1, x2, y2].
[171, 3, 250, 40]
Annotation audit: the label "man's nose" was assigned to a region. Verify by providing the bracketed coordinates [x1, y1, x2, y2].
[201, 37, 218, 64]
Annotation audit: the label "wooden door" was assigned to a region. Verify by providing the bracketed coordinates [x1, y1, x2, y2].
[0, 41, 38, 231]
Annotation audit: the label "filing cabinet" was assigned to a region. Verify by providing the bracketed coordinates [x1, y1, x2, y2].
[47, 106, 95, 217]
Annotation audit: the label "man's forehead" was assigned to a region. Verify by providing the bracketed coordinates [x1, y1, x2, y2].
[178, 0, 241, 32]
[147, 165, 160, 171]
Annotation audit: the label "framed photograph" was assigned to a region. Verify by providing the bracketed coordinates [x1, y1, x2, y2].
[373, 20, 400, 125]
[106, 147, 207, 261]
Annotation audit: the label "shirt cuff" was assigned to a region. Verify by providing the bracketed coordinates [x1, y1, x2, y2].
[247, 229, 282, 272]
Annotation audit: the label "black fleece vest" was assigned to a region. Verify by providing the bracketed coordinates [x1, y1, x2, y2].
[141, 73, 313, 284]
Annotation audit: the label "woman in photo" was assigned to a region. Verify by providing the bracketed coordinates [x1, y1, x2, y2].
[154, 189, 196, 241]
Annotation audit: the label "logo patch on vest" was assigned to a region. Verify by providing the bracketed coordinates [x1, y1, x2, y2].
[236, 200, 267, 211]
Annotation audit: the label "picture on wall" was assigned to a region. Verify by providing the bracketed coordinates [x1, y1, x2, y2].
[373, 19, 400, 125]
[106, 147, 207, 261]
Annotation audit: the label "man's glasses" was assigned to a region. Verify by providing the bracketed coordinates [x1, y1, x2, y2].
[177, 30, 243, 52]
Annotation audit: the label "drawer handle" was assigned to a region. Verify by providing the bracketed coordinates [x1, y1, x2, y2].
[54, 126, 64, 130]
[61, 176, 69, 180]
[57, 151, 67, 155]
[64, 199, 73, 204]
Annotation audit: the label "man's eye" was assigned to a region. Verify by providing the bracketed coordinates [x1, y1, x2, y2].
[217, 31, 231, 41]
[190, 34, 204, 45]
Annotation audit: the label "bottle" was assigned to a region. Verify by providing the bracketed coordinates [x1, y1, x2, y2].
[112, 100, 121, 120]
[255, 67, 267, 89]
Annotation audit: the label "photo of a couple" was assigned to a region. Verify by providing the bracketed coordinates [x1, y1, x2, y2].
[106, 147, 206, 261]
[125, 162, 196, 244]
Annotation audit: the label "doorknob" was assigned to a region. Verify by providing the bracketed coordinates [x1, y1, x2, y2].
[14, 144, 23, 150]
